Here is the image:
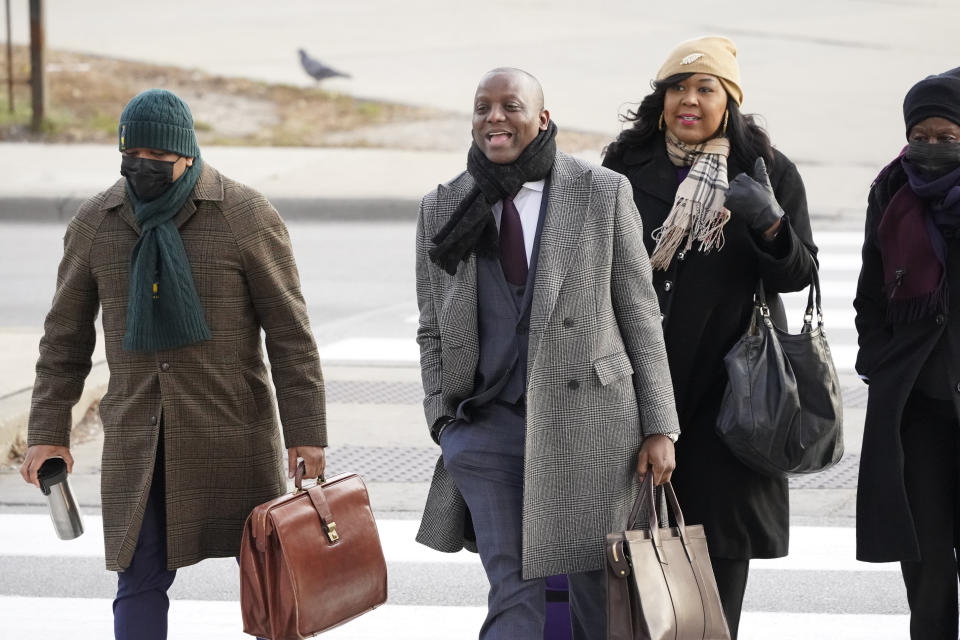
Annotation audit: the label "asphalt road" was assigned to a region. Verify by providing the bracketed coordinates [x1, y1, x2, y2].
[0, 221, 419, 344]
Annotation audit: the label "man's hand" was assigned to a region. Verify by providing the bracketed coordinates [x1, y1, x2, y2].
[20, 445, 73, 488]
[636, 435, 676, 486]
[288, 446, 326, 480]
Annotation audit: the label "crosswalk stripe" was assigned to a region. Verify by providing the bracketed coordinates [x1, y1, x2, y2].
[0, 596, 909, 639]
[1, 515, 896, 573]
[0, 596, 487, 640]
[0, 515, 483, 564]
[319, 235, 868, 371]
[811, 231, 865, 247]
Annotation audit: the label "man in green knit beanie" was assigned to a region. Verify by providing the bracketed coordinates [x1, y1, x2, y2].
[20, 88, 327, 640]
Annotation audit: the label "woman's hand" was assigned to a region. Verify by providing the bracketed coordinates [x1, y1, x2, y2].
[725, 157, 784, 236]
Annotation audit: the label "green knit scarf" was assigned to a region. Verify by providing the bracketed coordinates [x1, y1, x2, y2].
[123, 157, 210, 352]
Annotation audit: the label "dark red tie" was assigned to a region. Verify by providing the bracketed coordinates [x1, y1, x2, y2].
[500, 196, 528, 286]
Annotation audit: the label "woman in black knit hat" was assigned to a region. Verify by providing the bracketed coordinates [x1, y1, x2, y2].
[854, 66, 960, 639]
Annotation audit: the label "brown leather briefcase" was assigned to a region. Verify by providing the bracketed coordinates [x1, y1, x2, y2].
[239, 467, 388, 639]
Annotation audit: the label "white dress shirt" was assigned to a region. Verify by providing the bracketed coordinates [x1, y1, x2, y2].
[491, 179, 545, 266]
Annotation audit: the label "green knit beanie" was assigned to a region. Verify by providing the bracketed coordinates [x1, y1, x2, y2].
[118, 89, 200, 157]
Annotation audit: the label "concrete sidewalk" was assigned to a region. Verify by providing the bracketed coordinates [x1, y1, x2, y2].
[0, 144, 471, 223]
[0, 143, 871, 227]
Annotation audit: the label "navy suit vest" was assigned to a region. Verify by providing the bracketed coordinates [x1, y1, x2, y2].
[456, 181, 550, 420]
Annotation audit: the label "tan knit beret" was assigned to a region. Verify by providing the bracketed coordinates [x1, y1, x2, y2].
[656, 36, 743, 106]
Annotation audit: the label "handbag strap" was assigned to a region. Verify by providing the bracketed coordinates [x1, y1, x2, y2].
[752, 263, 824, 334]
[801, 265, 823, 333]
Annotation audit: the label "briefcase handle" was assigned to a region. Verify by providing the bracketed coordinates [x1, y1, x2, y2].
[626, 469, 694, 562]
[294, 460, 326, 491]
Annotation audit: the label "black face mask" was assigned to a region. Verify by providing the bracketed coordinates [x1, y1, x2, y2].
[120, 155, 176, 201]
[906, 141, 960, 178]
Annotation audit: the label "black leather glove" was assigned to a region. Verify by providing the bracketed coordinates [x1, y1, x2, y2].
[724, 157, 784, 234]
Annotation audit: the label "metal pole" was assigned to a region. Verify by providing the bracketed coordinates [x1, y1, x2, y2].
[5, 0, 12, 113]
[29, 0, 44, 131]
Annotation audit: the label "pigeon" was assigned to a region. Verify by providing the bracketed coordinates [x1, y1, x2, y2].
[298, 49, 351, 82]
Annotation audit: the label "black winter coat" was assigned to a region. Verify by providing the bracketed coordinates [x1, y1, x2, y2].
[854, 164, 960, 562]
[603, 136, 817, 559]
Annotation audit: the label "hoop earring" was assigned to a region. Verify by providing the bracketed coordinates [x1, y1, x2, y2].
[658, 112, 665, 132]
[722, 110, 729, 136]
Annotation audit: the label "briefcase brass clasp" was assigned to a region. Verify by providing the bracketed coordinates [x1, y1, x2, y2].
[325, 521, 340, 543]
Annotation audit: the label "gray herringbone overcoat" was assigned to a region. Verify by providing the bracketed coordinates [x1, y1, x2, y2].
[28, 163, 326, 571]
[414, 152, 680, 579]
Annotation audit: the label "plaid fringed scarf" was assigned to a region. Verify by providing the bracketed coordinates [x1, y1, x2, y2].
[649, 131, 732, 270]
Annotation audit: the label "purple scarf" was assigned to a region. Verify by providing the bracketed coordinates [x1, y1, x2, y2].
[877, 152, 960, 322]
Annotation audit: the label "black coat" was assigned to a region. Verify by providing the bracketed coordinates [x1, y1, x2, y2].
[854, 164, 960, 562]
[603, 136, 817, 559]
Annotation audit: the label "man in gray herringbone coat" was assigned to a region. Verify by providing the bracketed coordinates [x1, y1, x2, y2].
[415, 68, 680, 639]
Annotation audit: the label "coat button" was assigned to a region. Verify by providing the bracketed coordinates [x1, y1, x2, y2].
[677, 251, 686, 261]
[936, 314, 946, 325]
[567, 380, 580, 390]
[563, 318, 575, 328]
[150, 415, 157, 425]
[664, 280, 673, 292]
[160, 362, 170, 372]
[956, 382, 960, 394]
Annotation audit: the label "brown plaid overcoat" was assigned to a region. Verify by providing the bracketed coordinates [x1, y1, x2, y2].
[415, 152, 680, 578]
[27, 163, 326, 571]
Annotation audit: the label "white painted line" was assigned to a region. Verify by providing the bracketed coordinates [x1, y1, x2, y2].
[0, 515, 482, 564]
[811, 231, 866, 247]
[752, 527, 897, 573]
[377, 519, 479, 564]
[0, 517, 893, 573]
[817, 253, 866, 271]
[319, 338, 419, 363]
[0, 596, 909, 639]
[739, 612, 908, 640]
[0, 514, 105, 557]
[827, 344, 859, 371]
[781, 304, 856, 329]
[0, 596, 487, 640]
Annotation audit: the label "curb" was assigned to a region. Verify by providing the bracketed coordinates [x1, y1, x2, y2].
[0, 362, 110, 460]
[0, 196, 422, 224]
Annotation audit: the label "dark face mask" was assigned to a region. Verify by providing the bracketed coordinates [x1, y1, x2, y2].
[120, 155, 175, 201]
[906, 141, 960, 178]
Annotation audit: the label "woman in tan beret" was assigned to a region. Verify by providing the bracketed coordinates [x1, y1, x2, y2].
[603, 36, 818, 637]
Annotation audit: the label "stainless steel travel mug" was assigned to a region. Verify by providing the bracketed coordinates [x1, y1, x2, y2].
[37, 457, 84, 540]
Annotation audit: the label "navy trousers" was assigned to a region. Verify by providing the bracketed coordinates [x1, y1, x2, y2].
[113, 460, 265, 640]
[113, 465, 176, 640]
[441, 401, 606, 640]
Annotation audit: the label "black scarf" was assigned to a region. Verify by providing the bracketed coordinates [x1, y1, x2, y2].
[429, 121, 558, 275]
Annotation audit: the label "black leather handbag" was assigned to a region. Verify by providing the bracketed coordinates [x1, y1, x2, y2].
[716, 267, 844, 478]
